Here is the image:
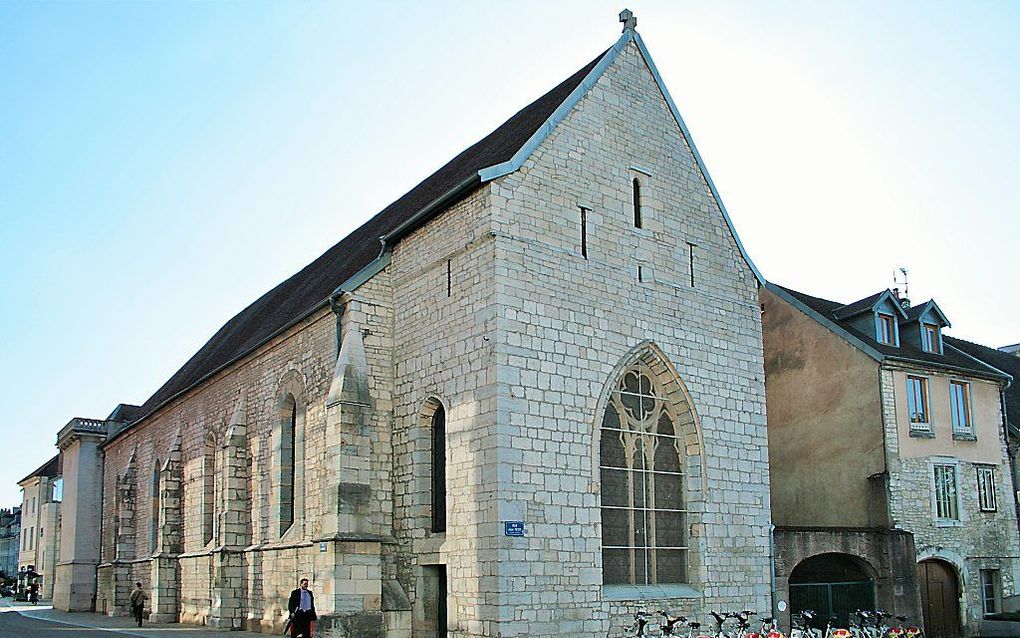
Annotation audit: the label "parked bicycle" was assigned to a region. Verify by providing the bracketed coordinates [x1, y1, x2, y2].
[631, 611, 653, 636]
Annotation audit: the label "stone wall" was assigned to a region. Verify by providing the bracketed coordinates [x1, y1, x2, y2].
[774, 527, 921, 628]
[486, 40, 769, 637]
[881, 367, 1020, 634]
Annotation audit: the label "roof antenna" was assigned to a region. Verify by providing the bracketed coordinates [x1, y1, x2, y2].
[893, 267, 910, 309]
[619, 8, 637, 32]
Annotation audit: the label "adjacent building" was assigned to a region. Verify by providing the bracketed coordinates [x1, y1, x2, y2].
[762, 283, 1019, 638]
[0, 507, 21, 581]
[17, 455, 61, 599]
[945, 337, 1020, 555]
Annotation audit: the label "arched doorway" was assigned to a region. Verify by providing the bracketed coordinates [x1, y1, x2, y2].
[918, 559, 961, 638]
[790, 553, 876, 628]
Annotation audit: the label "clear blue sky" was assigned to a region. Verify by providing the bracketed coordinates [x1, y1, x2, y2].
[1, 1, 1018, 505]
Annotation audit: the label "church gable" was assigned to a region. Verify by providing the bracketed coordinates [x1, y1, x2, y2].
[491, 34, 759, 303]
[485, 27, 761, 289]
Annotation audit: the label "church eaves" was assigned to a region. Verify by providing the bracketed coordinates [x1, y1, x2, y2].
[115, 19, 763, 441]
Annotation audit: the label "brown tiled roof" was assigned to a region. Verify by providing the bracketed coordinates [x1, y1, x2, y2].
[120, 48, 610, 436]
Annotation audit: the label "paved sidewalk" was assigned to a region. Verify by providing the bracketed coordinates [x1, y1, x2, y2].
[0, 597, 270, 636]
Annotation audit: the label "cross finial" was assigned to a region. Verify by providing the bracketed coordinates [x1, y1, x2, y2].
[619, 8, 637, 32]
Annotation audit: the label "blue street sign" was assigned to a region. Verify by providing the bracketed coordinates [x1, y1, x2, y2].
[504, 521, 525, 537]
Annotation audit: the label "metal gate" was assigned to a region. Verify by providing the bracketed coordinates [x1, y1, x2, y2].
[790, 581, 875, 628]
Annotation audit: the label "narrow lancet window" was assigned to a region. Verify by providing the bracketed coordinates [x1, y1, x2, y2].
[632, 178, 642, 228]
[280, 395, 297, 535]
[203, 435, 216, 545]
[431, 404, 447, 533]
[580, 207, 589, 259]
[150, 462, 160, 553]
[687, 242, 696, 287]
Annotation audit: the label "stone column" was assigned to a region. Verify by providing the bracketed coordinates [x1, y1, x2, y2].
[150, 430, 182, 623]
[209, 397, 250, 629]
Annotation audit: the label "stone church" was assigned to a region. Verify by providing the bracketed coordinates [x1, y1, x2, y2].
[89, 13, 770, 638]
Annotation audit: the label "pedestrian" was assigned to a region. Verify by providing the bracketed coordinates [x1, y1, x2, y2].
[287, 578, 317, 638]
[129, 581, 147, 627]
[27, 581, 38, 605]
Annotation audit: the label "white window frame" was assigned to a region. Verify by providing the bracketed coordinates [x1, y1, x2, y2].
[907, 375, 931, 431]
[949, 380, 973, 436]
[932, 460, 962, 525]
[977, 466, 997, 512]
[981, 569, 1002, 616]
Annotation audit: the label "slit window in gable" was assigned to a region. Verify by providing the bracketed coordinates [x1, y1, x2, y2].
[579, 207, 589, 259]
[632, 178, 642, 228]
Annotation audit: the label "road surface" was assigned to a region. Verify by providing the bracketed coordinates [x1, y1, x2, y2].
[0, 609, 143, 636]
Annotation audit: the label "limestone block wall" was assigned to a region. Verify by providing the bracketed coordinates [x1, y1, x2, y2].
[488, 40, 769, 637]
[881, 368, 1020, 633]
[178, 553, 213, 624]
[388, 184, 496, 638]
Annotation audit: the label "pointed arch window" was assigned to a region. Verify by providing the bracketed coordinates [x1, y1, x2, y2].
[150, 460, 161, 554]
[600, 364, 686, 585]
[279, 394, 297, 535]
[431, 404, 447, 533]
[202, 435, 216, 546]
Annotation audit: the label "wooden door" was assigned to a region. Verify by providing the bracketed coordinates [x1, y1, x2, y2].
[919, 560, 961, 638]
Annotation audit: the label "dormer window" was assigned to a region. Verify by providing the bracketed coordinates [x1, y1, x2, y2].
[922, 323, 941, 354]
[878, 313, 897, 345]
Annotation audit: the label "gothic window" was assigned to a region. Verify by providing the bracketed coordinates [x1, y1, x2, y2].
[150, 460, 160, 554]
[202, 434, 216, 545]
[431, 404, 447, 533]
[600, 364, 686, 585]
[279, 394, 297, 535]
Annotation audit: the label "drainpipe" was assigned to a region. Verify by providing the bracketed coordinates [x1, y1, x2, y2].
[769, 523, 778, 618]
[329, 292, 345, 357]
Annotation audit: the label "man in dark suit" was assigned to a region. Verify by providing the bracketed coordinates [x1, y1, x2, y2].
[287, 578, 317, 637]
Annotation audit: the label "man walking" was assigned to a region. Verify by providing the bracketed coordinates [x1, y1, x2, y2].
[129, 582, 147, 627]
[287, 578, 317, 638]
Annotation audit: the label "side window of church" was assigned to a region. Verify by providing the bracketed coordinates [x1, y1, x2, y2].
[280, 395, 297, 535]
[431, 404, 447, 533]
[600, 364, 686, 585]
